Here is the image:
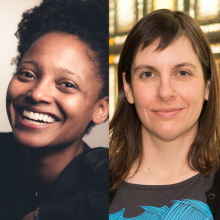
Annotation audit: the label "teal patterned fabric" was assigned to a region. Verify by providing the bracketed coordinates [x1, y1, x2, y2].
[109, 199, 213, 220]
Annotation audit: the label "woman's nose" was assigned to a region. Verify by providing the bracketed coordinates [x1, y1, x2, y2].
[156, 78, 176, 102]
[26, 80, 53, 104]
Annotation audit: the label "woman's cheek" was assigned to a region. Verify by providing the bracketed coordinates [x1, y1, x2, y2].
[6, 78, 24, 128]
[6, 80, 15, 124]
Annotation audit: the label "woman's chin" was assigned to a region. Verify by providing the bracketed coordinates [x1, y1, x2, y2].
[143, 126, 188, 142]
[12, 130, 50, 149]
[154, 132, 182, 142]
[142, 119, 198, 143]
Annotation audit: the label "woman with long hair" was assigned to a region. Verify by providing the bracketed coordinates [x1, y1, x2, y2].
[109, 9, 220, 219]
[0, 0, 109, 219]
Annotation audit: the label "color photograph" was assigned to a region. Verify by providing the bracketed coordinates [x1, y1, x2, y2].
[0, 0, 109, 219]
[109, 0, 220, 219]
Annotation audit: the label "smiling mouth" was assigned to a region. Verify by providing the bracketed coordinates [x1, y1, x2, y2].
[22, 109, 56, 125]
[153, 108, 182, 117]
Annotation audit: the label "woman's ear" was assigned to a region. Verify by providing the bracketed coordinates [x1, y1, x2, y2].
[205, 80, 210, 101]
[92, 96, 109, 124]
[123, 72, 134, 104]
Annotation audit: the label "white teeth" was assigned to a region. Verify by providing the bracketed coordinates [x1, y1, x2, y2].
[48, 117, 52, 123]
[34, 113, 39, 120]
[29, 111, 34, 119]
[23, 118, 47, 125]
[43, 115, 48, 122]
[39, 114, 43, 120]
[22, 109, 56, 124]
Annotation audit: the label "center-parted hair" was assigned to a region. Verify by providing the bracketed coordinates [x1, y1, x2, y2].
[109, 9, 220, 193]
[13, 0, 109, 133]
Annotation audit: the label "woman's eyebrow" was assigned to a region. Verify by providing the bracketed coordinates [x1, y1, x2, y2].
[19, 60, 38, 68]
[133, 65, 158, 74]
[173, 62, 197, 70]
[19, 61, 81, 79]
[58, 68, 81, 80]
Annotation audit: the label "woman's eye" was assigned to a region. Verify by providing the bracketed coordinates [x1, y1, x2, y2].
[58, 82, 80, 93]
[57, 78, 81, 93]
[62, 82, 76, 88]
[23, 72, 34, 78]
[177, 71, 190, 76]
[16, 71, 36, 80]
[63, 82, 73, 87]
[142, 72, 154, 78]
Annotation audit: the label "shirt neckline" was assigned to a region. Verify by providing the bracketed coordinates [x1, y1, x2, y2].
[122, 173, 202, 190]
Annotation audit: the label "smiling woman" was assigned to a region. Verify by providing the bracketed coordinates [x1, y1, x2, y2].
[0, 0, 108, 220]
[125, 36, 209, 142]
[7, 33, 105, 149]
[109, 9, 220, 220]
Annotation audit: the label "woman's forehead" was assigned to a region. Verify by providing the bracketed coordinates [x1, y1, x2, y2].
[132, 36, 202, 71]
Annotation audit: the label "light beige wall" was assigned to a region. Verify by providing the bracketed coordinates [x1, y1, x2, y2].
[0, 0, 109, 148]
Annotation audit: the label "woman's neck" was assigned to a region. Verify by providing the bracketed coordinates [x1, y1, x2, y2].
[23, 139, 84, 188]
[126, 127, 198, 185]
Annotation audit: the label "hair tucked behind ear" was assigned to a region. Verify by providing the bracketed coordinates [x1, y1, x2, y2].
[109, 9, 220, 193]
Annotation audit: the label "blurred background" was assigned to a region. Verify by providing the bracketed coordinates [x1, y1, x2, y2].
[0, 0, 109, 148]
[109, 0, 220, 120]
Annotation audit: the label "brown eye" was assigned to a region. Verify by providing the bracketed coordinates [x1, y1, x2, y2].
[20, 72, 35, 78]
[16, 71, 36, 81]
[177, 71, 189, 76]
[142, 72, 154, 78]
[60, 82, 79, 90]
[57, 79, 81, 94]
[63, 82, 74, 88]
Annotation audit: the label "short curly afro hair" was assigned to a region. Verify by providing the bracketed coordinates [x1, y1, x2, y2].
[13, 0, 109, 134]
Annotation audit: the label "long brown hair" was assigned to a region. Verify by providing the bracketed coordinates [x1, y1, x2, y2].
[109, 9, 220, 193]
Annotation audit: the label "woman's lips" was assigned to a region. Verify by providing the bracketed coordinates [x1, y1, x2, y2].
[22, 109, 56, 123]
[16, 109, 57, 129]
[153, 108, 182, 117]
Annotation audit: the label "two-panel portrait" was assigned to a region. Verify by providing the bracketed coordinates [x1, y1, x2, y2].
[1, 0, 220, 219]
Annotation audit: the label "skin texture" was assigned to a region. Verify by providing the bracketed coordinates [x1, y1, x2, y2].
[6, 33, 109, 219]
[123, 36, 209, 185]
[22, 211, 35, 220]
[7, 32, 108, 150]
